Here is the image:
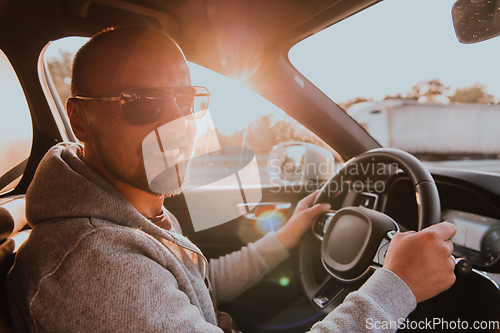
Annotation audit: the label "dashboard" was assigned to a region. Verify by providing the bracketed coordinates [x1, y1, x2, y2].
[380, 167, 500, 270]
[314, 165, 500, 272]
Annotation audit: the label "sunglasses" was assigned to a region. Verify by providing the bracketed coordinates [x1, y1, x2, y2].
[74, 86, 209, 125]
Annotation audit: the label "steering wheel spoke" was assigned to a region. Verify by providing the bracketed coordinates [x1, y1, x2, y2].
[310, 275, 350, 309]
[372, 229, 397, 266]
[311, 211, 336, 241]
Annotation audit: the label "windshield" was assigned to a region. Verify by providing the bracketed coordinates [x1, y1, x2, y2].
[290, 0, 500, 173]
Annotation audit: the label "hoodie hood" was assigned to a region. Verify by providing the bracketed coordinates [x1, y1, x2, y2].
[26, 143, 185, 246]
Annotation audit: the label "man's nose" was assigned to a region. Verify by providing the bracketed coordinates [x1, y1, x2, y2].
[157, 100, 189, 134]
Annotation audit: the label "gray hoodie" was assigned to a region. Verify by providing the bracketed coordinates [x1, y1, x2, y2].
[7, 143, 416, 332]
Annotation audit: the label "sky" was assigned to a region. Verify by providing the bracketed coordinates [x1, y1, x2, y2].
[43, 0, 500, 135]
[290, 0, 500, 103]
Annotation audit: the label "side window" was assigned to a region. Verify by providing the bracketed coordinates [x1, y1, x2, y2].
[44, 37, 335, 185]
[44, 37, 89, 107]
[0, 50, 33, 194]
[188, 63, 335, 184]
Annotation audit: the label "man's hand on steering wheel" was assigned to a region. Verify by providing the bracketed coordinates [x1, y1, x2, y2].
[276, 191, 331, 250]
[383, 221, 457, 303]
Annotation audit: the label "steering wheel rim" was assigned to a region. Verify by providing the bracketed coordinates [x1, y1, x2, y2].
[300, 148, 441, 312]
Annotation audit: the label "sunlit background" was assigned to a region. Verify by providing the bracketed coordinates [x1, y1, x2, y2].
[290, 0, 500, 104]
[36, 0, 500, 242]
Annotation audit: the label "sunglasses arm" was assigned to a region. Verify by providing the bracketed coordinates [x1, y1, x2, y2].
[74, 96, 121, 101]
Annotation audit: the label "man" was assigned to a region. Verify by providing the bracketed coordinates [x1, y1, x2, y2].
[7, 26, 456, 332]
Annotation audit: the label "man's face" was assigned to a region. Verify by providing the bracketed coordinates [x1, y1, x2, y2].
[81, 31, 196, 196]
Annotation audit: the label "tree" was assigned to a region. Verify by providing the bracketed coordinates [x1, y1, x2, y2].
[215, 128, 244, 148]
[216, 114, 329, 155]
[245, 114, 276, 154]
[449, 82, 494, 104]
[343, 79, 498, 117]
[383, 93, 405, 101]
[339, 97, 373, 110]
[46, 50, 73, 104]
[384, 78, 450, 103]
[408, 79, 449, 102]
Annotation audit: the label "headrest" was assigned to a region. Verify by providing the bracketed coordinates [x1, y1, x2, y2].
[0, 196, 27, 241]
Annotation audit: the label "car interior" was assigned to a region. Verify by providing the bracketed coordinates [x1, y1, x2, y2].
[1, 0, 500, 332]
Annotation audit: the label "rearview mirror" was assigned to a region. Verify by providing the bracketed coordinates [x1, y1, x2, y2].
[452, 0, 500, 44]
[267, 142, 340, 186]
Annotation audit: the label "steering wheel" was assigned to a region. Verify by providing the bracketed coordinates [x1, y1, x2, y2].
[299, 148, 441, 312]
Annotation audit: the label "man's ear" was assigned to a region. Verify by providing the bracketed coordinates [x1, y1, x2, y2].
[66, 98, 91, 142]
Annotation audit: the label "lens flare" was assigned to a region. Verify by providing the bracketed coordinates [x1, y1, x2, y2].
[251, 205, 290, 236]
[279, 277, 290, 287]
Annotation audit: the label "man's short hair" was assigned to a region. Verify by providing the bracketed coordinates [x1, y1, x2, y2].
[70, 26, 177, 98]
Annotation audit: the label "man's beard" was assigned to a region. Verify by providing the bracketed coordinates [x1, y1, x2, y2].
[91, 130, 190, 197]
[141, 150, 191, 197]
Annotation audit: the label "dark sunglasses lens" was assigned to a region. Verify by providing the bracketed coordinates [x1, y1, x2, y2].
[121, 88, 165, 125]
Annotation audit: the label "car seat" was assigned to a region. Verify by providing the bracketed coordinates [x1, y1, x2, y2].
[0, 195, 30, 333]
